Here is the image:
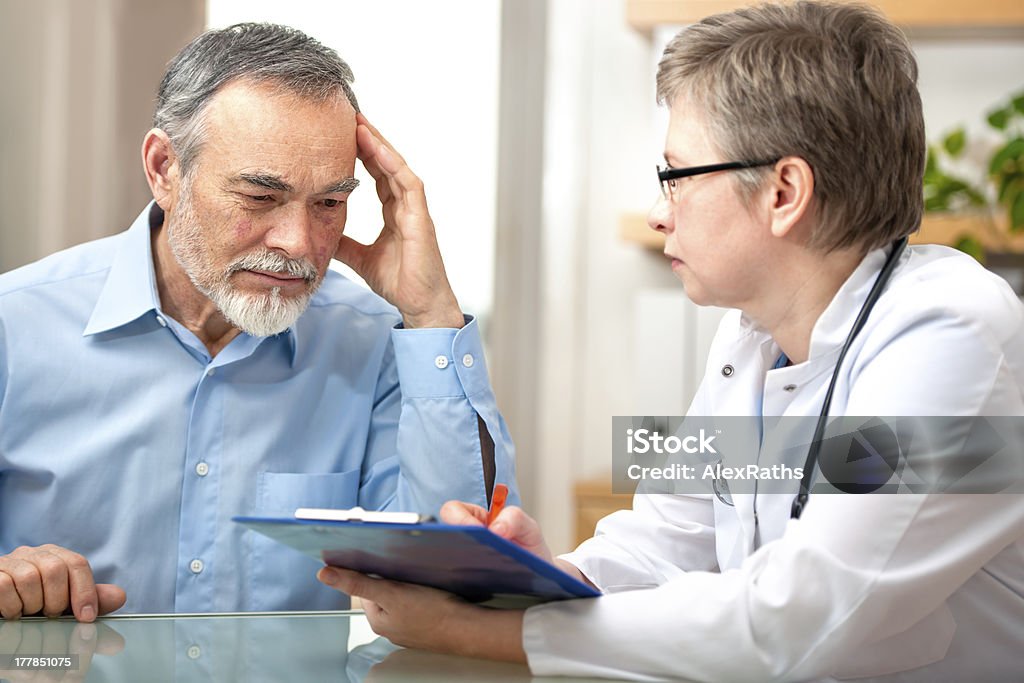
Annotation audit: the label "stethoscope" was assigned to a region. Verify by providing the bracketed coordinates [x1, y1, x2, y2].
[790, 237, 908, 519]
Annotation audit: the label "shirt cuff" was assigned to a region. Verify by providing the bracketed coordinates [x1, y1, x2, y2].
[391, 315, 492, 399]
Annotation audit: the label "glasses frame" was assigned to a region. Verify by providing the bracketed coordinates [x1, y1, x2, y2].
[657, 159, 780, 199]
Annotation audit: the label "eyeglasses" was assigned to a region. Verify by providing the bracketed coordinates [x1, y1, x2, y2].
[657, 159, 780, 201]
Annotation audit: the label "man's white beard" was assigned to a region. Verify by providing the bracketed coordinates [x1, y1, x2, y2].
[166, 186, 322, 337]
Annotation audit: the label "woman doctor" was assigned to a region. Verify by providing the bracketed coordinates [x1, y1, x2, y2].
[319, 2, 1024, 680]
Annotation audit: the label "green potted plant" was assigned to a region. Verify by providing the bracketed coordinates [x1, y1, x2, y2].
[922, 90, 1024, 262]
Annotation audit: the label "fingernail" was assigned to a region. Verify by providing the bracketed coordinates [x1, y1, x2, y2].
[81, 604, 96, 622]
[319, 567, 339, 586]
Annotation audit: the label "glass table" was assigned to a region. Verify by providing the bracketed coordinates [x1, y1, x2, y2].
[0, 610, 620, 682]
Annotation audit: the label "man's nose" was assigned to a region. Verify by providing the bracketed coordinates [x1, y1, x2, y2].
[263, 204, 314, 259]
[647, 194, 673, 234]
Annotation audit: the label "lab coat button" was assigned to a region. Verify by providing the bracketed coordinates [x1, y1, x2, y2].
[434, 355, 449, 369]
[721, 364, 735, 377]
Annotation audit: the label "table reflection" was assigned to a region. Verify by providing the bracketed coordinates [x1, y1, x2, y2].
[0, 612, 619, 682]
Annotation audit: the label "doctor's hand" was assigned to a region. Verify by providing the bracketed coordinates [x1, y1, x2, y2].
[333, 114, 464, 330]
[317, 566, 526, 664]
[441, 501, 596, 588]
[440, 501, 556, 565]
[0, 545, 126, 621]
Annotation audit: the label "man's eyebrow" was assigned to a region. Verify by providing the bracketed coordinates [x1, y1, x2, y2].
[320, 177, 360, 194]
[231, 173, 360, 195]
[235, 172, 292, 193]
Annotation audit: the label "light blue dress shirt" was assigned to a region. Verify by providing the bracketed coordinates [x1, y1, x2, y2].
[0, 203, 517, 613]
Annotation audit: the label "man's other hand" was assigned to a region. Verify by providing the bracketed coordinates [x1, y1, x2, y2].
[0, 545, 126, 621]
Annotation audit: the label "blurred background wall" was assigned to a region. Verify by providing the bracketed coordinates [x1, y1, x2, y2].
[0, 0, 204, 272]
[2, 0, 1022, 554]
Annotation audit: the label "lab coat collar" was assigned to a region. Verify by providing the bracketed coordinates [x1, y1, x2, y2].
[734, 245, 901, 370]
[83, 202, 300, 365]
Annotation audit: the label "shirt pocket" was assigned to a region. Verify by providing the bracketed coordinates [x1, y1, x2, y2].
[249, 470, 361, 611]
[256, 470, 361, 516]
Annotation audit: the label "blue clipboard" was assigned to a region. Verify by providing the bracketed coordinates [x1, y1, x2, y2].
[233, 515, 601, 608]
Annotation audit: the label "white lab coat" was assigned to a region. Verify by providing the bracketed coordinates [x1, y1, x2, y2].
[523, 245, 1024, 682]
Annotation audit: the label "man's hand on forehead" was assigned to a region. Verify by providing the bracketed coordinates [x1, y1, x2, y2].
[332, 114, 464, 330]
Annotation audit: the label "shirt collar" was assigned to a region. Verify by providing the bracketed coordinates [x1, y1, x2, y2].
[82, 203, 164, 337]
[82, 201, 300, 365]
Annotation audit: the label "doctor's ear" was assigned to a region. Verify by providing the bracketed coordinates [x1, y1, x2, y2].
[766, 156, 814, 239]
[141, 128, 180, 210]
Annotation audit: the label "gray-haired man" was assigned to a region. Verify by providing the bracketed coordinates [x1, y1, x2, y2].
[0, 23, 516, 619]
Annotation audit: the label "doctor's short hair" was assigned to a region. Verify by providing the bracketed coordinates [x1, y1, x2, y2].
[656, 1, 924, 254]
[153, 23, 360, 180]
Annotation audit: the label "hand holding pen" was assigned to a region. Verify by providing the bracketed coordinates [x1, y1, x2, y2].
[439, 484, 556, 566]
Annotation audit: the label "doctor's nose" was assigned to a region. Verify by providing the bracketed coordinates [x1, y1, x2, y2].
[647, 194, 674, 235]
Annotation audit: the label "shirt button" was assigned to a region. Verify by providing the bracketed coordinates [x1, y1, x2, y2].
[461, 353, 475, 368]
[434, 355, 449, 369]
[195, 462, 210, 477]
[783, 384, 798, 392]
[206, 367, 216, 377]
[190, 559, 204, 574]
[155, 315, 167, 327]
[186, 645, 202, 660]
[721, 364, 735, 377]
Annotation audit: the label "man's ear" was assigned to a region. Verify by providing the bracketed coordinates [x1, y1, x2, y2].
[141, 129, 179, 210]
[767, 156, 814, 239]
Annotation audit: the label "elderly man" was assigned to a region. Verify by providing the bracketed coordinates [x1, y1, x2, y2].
[0, 23, 515, 619]
[321, 2, 1024, 680]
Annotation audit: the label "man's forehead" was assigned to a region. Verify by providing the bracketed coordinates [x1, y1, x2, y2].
[193, 79, 357, 181]
[203, 79, 357, 139]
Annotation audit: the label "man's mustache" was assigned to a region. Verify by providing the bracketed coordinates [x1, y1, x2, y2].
[227, 251, 319, 282]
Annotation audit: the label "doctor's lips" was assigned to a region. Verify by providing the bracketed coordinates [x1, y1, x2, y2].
[664, 250, 684, 268]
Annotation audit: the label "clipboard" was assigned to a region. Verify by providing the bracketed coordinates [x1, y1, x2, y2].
[233, 511, 601, 608]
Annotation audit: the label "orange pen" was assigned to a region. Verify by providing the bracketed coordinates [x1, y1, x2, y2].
[485, 483, 509, 526]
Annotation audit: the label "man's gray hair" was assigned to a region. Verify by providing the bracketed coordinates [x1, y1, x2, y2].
[154, 23, 360, 178]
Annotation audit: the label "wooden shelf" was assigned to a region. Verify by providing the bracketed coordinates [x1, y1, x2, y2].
[619, 213, 665, 250]
[620, 211, 1024, 253]
[574, 477, 635, 547]
[627, 0, 1024, 33]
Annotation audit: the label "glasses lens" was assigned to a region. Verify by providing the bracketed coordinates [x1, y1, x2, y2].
[657, 165, 674, 200]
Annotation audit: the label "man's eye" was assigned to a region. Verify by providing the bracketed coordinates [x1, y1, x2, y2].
[322, 198, 344, 208]
[249, 195, 274, 202]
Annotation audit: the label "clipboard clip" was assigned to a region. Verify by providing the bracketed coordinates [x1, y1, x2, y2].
[294, 506, 435, 524]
